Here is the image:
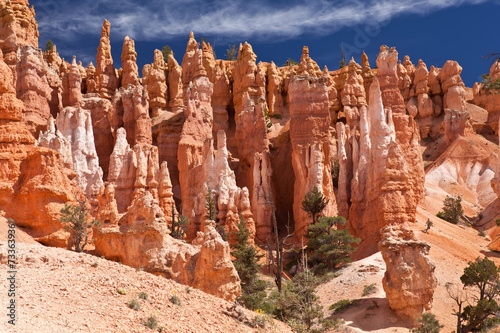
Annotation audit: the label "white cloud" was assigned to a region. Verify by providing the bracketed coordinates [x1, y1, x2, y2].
[33, 0, 491, 43]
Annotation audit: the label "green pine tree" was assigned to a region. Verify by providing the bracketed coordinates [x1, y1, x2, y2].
[306, 216, 360, 274]
[272, 268, 331, 332]
[301, 186, 328, 225]
[231, 215, 271, 311]
[45, 40, 54, 52]
[162, 45, 172, 63]
[225, 44, 237, 61]
[436, 195, 463, 224]
[60, 195, 100, 253]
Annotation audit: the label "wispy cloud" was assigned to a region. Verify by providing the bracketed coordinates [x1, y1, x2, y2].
[33, 0, 491, 44]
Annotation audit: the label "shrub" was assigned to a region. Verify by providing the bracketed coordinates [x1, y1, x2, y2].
[263, 106, 273, 133]
[496, 218, 500, 227]
[60, 195, 100, 252]
[283, 58, 299, 66]
[91, 262, 98, 268]
[45, 40, 54, 52]
[141, 315, 158, 330]
[225, 44, 237, 61]
[272, 270, 325, 331]
[139, 292, 148, 300]
[479, 230, 486, 237]
[117, 287, 127, 295]
[362, 283, 377, 297]
[436, 195, 463, 224]
[169, 295, 181, 306]
[128, 298, 141, 311]
[481, 73, 500, 93]
[329, 299, 353, 313]
[162, 45, 171, 62]
[411, 313, 443, 333]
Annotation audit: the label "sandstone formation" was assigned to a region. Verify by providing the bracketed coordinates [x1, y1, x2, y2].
[16, 45, 52, 134]
[0, 0, 39, 69]
[94, 190, 241, 301]
[441, 60, 467, 112]
[233, 42, 266, 121]
[0, 48, 77, 247]
[210, 130, 256, 244]
[107, 127, 159, 213]
[145, 49, 167, 117]
[379, 225, 437, 323]
[177, 48, 214, 238]
[235, 93, 273, 243]
[267, 61, 284, 116]
[289, 67, 336, 239]
[121, 36, 140, 88]
[340, 58, 367, 128]
[167, 52, 184, 112]
[444, 109, 472, 145]
[82, 95, 114, 180]
[473, 60, 500, 116]
[96, 19, 118, 99]
[346, 73, 422, 248]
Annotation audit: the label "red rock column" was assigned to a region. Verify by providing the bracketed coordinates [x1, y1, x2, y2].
[289, 75, 336, 239]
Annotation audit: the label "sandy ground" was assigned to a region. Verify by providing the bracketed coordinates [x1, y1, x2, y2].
[0, 242, 291, 333]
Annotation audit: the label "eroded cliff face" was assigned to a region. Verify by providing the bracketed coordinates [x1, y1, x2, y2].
[289, 72, 336, 239]
[0, 0, 39, 69]
[0, 48, 77, 248]
[0, 1, 454, 309]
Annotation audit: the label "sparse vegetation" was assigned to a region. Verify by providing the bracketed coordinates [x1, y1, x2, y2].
[170, 205, 188, 240]
[270, 113, 282, 119]
[128, 298, 141, 311]
[329, 299, 354, 314]
[283, 58, 299, 67]
[231, 215, 271, 312]
[117, 287, 127, 295]
[139, 292, 148, 300]
[436, 195, 463, 224]
[225, 44, 237, 61]
[169, 295, 181, 306]
[362, 283, 377, 297]
[162, 45, 172, 62]
[45, 39, 54, 52]
[60, 194, 100, 253]
[263, 105, 273, 133]
[481, 73, 500, 93]
[142, 315, 158, 330]
[447, 256, 500, 332]
[411, 313, 443, 333]
[272, 269, 330, 332]
[306, 216, 360, 275]
[206, 188, 227, 240]
[302, 186, 328, 225]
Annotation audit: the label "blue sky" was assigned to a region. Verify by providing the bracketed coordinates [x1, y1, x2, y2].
[30, 0, 499, 87]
